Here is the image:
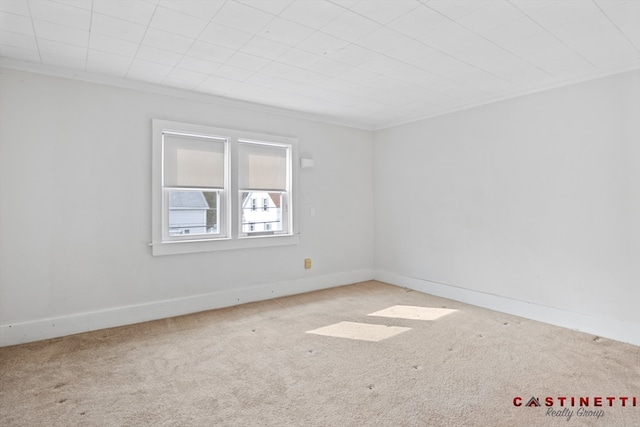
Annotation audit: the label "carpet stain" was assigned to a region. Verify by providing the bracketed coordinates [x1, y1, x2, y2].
[57, 399, 67, 404]
[53, 383, 67, 389]
[593, 336, 602, 342]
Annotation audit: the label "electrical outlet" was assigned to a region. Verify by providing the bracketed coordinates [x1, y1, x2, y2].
[304, 258, 312, 269]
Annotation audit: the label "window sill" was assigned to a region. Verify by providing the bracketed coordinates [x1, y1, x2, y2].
[151, 234, 300, 256]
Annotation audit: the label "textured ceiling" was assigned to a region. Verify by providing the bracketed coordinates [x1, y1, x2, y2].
[1, 0, 639, 129]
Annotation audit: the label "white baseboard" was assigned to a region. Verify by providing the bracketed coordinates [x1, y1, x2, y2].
[375, 269, 640, 347]
[0, 269, 374, 347]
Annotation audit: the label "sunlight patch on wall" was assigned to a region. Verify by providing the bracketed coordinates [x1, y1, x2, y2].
[368, 305, 457, 321]
[306, 321, 411, 342]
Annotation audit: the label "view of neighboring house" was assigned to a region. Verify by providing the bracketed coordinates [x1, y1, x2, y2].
[241, 191, 282, 233]
[169, 190, 279, 236]
[168, 190, 215, 236]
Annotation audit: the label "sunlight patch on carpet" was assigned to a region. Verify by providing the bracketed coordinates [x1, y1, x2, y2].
[368, 305, 457, 321]
[306, 321, 412, 342]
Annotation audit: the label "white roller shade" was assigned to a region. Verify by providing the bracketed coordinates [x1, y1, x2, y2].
[164, 133, 225, 188]
[238, 142, 288, 191]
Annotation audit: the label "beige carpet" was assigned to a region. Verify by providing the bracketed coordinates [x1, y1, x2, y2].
[0, 281, 638, 426]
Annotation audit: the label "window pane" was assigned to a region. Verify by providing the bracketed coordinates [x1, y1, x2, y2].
[240, 191, 283, 233]
[164, 133, 225, 188]
[168, 190, 219, 236]
[238, 142, 287, 191]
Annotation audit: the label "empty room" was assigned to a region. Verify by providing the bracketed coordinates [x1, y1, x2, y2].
[0, 0, 638, 426]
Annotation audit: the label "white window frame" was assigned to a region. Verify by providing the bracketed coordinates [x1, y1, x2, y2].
[152, 120, 299, 256]
[161, 130, 229, 242]
[237, 139, 293, 238]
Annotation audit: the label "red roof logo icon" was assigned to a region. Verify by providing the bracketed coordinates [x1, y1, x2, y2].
[525, 396, 542, 407]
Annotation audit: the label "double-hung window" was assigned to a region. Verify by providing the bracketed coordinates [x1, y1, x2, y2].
[152, 120, 298, 256]
[162, 131, 228, 241]
[238, 140, 291, 237]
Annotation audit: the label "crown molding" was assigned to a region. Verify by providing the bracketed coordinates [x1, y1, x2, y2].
[0, 59, 376, 132]
[374, 60, 640, 131]
[2, 58, 637, 133]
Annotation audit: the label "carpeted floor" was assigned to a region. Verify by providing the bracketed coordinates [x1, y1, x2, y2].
[0, 281, 638, 426]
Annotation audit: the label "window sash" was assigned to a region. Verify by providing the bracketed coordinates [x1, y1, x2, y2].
[161, 131, 228, 242]
[163, 132, 226, 189]
[239, 191, 289, 236]
[163, 189, 221, 241]
[238, 141, 288, 192]
[237, 141, 291, 237]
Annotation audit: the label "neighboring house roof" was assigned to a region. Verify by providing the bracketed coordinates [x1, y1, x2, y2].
[170, 191, 209, 209]
[269, 193, 281, 208]
[241, 191, 282, 209]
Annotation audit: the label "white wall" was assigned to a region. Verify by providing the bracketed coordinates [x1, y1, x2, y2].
[0, 68, 375, 346]
[2, 67, 638, 347]
[374, 70, 640, 345]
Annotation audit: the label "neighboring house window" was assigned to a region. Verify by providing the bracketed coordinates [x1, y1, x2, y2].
[152, 120, 299, 256]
